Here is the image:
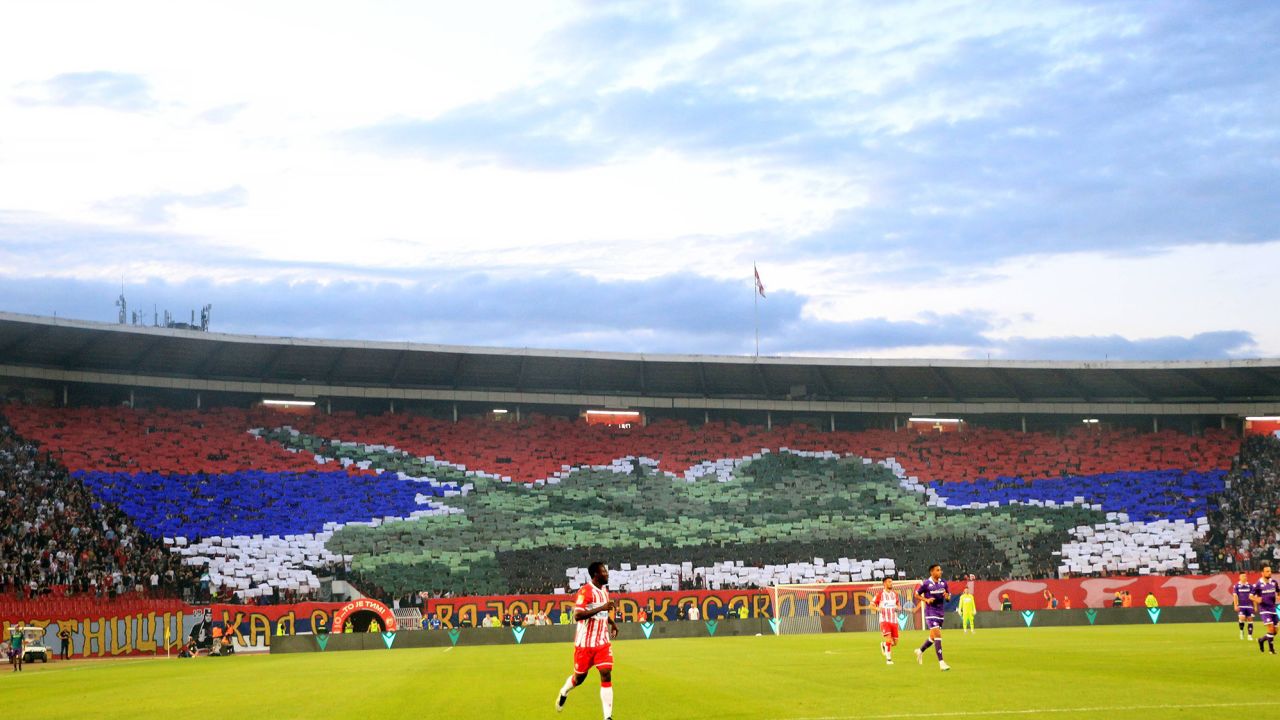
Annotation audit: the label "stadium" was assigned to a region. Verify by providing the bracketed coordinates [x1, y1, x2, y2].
[6, 3, 1280, 719]
[3, 309, 1280, 718]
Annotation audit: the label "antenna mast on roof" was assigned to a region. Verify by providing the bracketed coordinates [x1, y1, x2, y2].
[115, 277, 127, 324]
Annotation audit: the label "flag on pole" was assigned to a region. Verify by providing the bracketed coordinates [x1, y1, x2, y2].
[754, 265, 766, 298]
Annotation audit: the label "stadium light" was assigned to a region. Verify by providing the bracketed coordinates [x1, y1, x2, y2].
[262, 399, 316, 407]
[1082, 418, 1100, 424]
[908, 417, 961, 423]
[492, 408, 509, 414]
[585, 410, 640, 417]
[1246, 416, 1280, 421]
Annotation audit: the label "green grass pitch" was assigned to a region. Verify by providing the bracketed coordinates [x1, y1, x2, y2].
[5, 624, 1273, 719]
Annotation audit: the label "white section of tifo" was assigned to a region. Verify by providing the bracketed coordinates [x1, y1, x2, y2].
[563, 557, 900, 593]
[167, 533, 344, 599]
[1057, 518, 1207, 576]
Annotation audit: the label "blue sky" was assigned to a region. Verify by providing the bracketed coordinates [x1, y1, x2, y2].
[0, 1, 1276, 359]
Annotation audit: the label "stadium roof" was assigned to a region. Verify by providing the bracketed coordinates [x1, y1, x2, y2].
[1, 311, 1278, 416]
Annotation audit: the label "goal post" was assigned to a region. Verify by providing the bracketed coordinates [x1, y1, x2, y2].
[769, 580, 924, 635]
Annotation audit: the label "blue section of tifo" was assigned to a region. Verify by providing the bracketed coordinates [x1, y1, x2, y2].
[932, 470, 1226, 522]
[73, 469, 448, 539]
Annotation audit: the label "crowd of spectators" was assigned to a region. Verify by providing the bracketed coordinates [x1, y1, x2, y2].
[0, 411, 198, 601]
[1197, 434, 1280, 572]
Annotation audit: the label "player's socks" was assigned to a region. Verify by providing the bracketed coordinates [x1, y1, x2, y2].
[934, 639, 944, 661]
[600, 682, 613, 719]
[1249, 623, 1254, 639]
[919, 639, 933, 653]
[557, 674, 581, 711]
[1259, 637, 1266, 652]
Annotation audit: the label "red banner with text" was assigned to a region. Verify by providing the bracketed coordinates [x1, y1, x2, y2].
[421, 573, 1238, 626]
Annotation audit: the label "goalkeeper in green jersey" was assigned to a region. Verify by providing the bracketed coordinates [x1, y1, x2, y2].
[958, 586, 977, 633]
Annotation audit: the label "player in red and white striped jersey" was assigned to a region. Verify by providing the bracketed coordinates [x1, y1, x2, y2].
[556, 561, 619, 719]
[871, 577, 901, 665]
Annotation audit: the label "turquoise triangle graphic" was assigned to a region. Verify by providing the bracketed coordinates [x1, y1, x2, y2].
[1210, 606, 1224, 622]
[1021, 610, 1036, 627]
[705, 620, 718, 636]
[512, 627, 526, 644]
[640, 621, 654, 639]
[768, 618, 780, 635]
[896, 612, 909, 629]
[315, 633, 329, 651]
[448, 628, 461, 646]
[1147, 608, 1161, 624]
[832, 617, 845, 631]
[381, 631, 397, 649]
[1085, 609, 1097, 625]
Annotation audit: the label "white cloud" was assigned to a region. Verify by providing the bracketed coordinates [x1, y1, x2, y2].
[0, 1, 1276, 359]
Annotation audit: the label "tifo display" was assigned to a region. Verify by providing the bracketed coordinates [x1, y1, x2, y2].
[0, 405, 1259, 606]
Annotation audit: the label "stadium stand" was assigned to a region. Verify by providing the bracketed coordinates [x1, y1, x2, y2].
[6, 406, 328, 475]
[0, 410, 196, 602]
[0, 404, 1244, 602]
[229, 411, 1238, 484]
[1198, 433, 1280, 572]
[846, 426, 1236, 482]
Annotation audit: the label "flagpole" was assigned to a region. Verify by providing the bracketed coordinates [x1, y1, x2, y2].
[753, 265, 759, 358]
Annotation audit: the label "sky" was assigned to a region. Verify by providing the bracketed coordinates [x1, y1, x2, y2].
[0, 0, 1276, 360]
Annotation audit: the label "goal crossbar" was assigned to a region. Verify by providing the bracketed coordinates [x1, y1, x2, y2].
[769, 580, 926, 633]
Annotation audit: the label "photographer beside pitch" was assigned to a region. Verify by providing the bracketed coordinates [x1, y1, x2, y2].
[914, 564, 952, 671]
[556, 561, 619, 720]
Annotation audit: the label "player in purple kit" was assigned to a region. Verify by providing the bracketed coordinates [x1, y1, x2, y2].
[1251, 566, 1278, 654]
[914, 564, 951, 671]
[1234, 571, 1255, 641]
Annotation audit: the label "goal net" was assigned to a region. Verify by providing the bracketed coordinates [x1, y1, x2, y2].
[769, 580, 924, 635]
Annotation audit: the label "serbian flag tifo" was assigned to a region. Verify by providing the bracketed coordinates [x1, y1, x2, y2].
[754, 265, 766, 298]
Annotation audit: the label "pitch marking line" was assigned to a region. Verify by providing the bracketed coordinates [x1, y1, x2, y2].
[785, 700, 1280, 720]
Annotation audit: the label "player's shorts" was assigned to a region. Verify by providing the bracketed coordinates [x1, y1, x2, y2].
[880, 621, 899, 640]
[925, 616, 945, 630]
[1238, 607, 1255, 618]
[573, 644, 614, 674]
[1260, 611, 1278, 626]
